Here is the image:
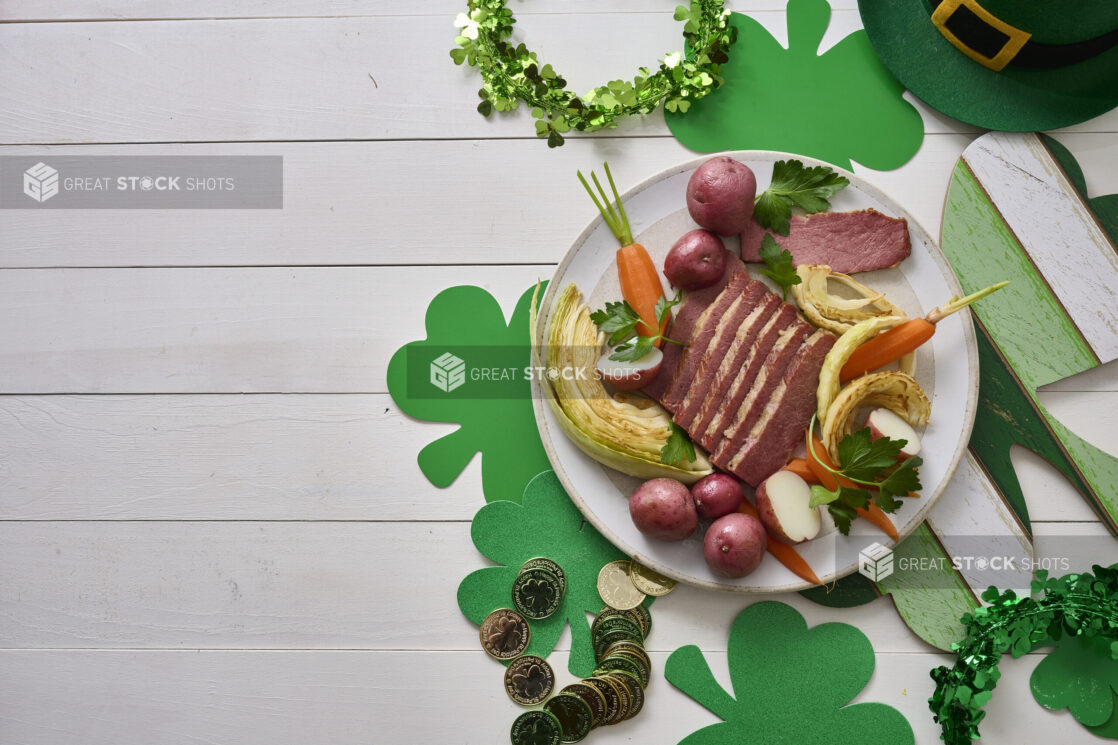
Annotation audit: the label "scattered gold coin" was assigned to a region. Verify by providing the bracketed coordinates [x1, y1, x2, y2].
[597, 560, 646, 610]
[628, 560, 677, 597]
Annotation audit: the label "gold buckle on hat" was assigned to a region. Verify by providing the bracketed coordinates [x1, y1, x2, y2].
[932, 0, 1032, 71]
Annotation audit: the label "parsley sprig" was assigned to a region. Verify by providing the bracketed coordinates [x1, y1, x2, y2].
[661, 422, 697, 466]
[754, 160, 850, 235]
[758, 234, 801, 300]
[590, 291, 683, 362]
[806, 417, 922, 535]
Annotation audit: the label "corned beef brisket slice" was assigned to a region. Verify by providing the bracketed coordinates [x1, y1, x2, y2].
[709, 322, 810, 463]
[725, 330, 837, 486]
[739, 209, 910, 274]
[674, 292, 784, 432]
[640, 248, 744, 402]
[661, 278, 765, 413]
[687, 302, 796, 445]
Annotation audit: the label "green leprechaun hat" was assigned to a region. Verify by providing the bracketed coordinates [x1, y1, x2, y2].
[858, 0, 1118, 130]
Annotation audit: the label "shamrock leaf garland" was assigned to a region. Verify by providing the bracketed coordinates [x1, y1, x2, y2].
[457, 470, 644, 677]
[386, 283, 550, 502]
[666, 0, 924, 171]
[666, 601, 913, 745]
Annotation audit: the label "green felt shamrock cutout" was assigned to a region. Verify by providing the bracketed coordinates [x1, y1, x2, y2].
[386, 283, 550, 502]
[666, 0, 924, 171]
[665, 601, 914, 745]
[457, 470, 640, 677]
[1031, 632, 1118, 731]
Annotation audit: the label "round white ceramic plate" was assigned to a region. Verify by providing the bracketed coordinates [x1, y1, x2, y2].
[531, 151, 978, 592]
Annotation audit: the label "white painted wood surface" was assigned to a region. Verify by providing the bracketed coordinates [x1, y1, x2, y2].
[0, 3, 1116, 744]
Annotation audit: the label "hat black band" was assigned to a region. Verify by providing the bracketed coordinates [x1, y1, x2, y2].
[930, 0, 1118, 69]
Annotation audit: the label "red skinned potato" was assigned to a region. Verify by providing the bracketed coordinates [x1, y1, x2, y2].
[690, 473, 743, 520]
[596, 347, 663, 392]
[867, 408, 922, 458]
[703, 512, 767, 578]
[755, 470, 821, 544]
[686, 157, 757, 236]
[664, 230, 726, 291]
[629, 477, 697, 541]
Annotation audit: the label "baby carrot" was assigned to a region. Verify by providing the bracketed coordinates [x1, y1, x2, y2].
[856, 504, 899, 542]
[805, 431, 899, 541]
[783, 457, 821, 485]
[618, 243, 668, 342]
[738, 500, 823, 587]
[840, 281, 1008, 382]
[578, 163, 669, 342]
[804, 433, 859, 491]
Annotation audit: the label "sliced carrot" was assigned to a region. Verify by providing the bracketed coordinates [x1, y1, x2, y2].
[805, 431, 899, 541]
[617, 243, 668, 343]
[840, 318, 933, 383]
[738, 500, 824, 587]
[783, 457, 821, 485]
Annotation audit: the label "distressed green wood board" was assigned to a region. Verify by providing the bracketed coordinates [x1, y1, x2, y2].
[804, 131, 1118, 648]
[941, 131, 1118, 534]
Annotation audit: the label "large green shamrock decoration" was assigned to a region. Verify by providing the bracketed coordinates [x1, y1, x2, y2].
[665, 601, 913, 745]
[457, 470, 642, 677]
[666, 0, 924, 171]
[1031, 632, 1118, 736]
[387, 283, 549, 502]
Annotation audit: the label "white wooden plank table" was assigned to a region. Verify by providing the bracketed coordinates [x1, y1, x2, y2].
[0, 3, 1115, 743]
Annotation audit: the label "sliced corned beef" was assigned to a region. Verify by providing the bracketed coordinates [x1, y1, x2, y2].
[663, 280, 766, 414]
[726, 330, 837, 486]
[687, 301, 797, 442]
[660, 273, 753, 413]
[640, 249, 744, 402]
[739, 209, 910, 274]
[710, 322, 810, 463]
[675, 292, 782, 432]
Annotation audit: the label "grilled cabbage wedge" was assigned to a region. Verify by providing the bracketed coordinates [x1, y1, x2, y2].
[532, 282, 713, 483]
[821, 371, 931, 459]
[791, 264, 906, 334]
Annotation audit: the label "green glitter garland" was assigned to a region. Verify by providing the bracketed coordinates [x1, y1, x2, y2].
[450, 0, 737, 147]
[930, 564, 1118, 744]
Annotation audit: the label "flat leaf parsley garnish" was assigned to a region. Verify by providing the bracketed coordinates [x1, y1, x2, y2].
[757, 234, 801, 300]
[661, 422, 697, 466]
[590, 290, 683, 362]
[754, 159, 850, 235]
[807, 423, 922, 535]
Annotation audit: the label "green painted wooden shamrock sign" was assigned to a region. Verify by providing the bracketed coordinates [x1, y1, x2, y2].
[387, 283, 550, 502]
[457, 470, 644, 677]
[941, 132, 1118, 533]
[666, 0, 924, 171]
[666, 601, 913, 745]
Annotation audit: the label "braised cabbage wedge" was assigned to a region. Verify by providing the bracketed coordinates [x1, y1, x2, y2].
[532, 282, 712, 483]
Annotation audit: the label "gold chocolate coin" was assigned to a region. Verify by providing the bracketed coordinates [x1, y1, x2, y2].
[543, 692, 594, 743]
[504, 654, 555, 706]
[628, 561, 678, 597]
[597, 560, 645, 611]
[479, 608, 531, 661]
[561, 682, 607, 729]
[582, 677, 622, 726]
